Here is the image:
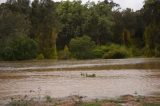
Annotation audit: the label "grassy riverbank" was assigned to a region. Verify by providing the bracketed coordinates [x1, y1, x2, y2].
[6, 95, 160, 106]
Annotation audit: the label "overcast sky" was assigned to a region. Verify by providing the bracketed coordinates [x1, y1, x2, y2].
[0, 0, 144, 11]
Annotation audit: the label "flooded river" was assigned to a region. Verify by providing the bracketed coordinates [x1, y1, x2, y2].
[0, 58, 160, 104]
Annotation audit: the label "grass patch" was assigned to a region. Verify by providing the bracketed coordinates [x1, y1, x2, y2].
[143, 103, 160, 106]
[78, 102, 101, 106]
[45, 95, 52, 103]
[7, 100, 31, 106]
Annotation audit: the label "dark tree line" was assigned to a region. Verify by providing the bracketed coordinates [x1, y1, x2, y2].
[0, 0, 160, 60]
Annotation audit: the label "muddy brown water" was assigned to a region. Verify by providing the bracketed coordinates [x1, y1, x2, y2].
[0, 58, 160, 105]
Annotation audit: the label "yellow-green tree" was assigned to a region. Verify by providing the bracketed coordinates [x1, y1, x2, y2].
[31, 0, 60, 59]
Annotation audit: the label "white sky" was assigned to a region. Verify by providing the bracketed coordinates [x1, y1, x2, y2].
[0, 0, 144, 11]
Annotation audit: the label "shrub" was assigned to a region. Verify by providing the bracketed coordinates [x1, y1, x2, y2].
[131, 47, 143, 57]
[92, 46, 109, 58]
[1, 35, 38, 60]
[92, 44, 132, 59]
[103, 49, 128, 59]
[155, 45, 160, 57]
[103, 44, 132, 59]
[143, 46, 155, 57]
[50, 47, 57, 59]
[144, 44, 160, 57]
[102, 44, 131, 59]
[69, 36, 96, 59]
[58, 45, 71, 59]
[36, 53, 45, 60]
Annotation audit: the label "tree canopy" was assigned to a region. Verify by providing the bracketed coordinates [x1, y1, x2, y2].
[0, 0, 160, 60]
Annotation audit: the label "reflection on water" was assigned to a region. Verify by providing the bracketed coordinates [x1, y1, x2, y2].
[0, 58, 160, 104]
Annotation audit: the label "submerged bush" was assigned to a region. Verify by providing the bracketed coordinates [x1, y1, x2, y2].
[80, 73, 96, 78]
[86, 73, 96, 78]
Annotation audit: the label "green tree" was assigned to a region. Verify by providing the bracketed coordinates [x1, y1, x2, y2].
[113, 8, 145, 48]
[84, 0, 114, 45]
[143, 0, 160, 57]
[6, 0, 31, 16]
[0, 9, 30, 40]
[56, 0, 87, 49]
[0, 8, 31, 59]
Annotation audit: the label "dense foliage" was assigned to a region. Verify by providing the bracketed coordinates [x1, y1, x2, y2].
[0, 0, 160, 60]
[93, 44, 132, 59]
[69, 36, 95, 59]
[0, 35, 38, 60]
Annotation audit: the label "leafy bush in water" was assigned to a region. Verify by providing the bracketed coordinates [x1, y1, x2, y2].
[69, 36, 96, 59]
[1, 35, 38, 60]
